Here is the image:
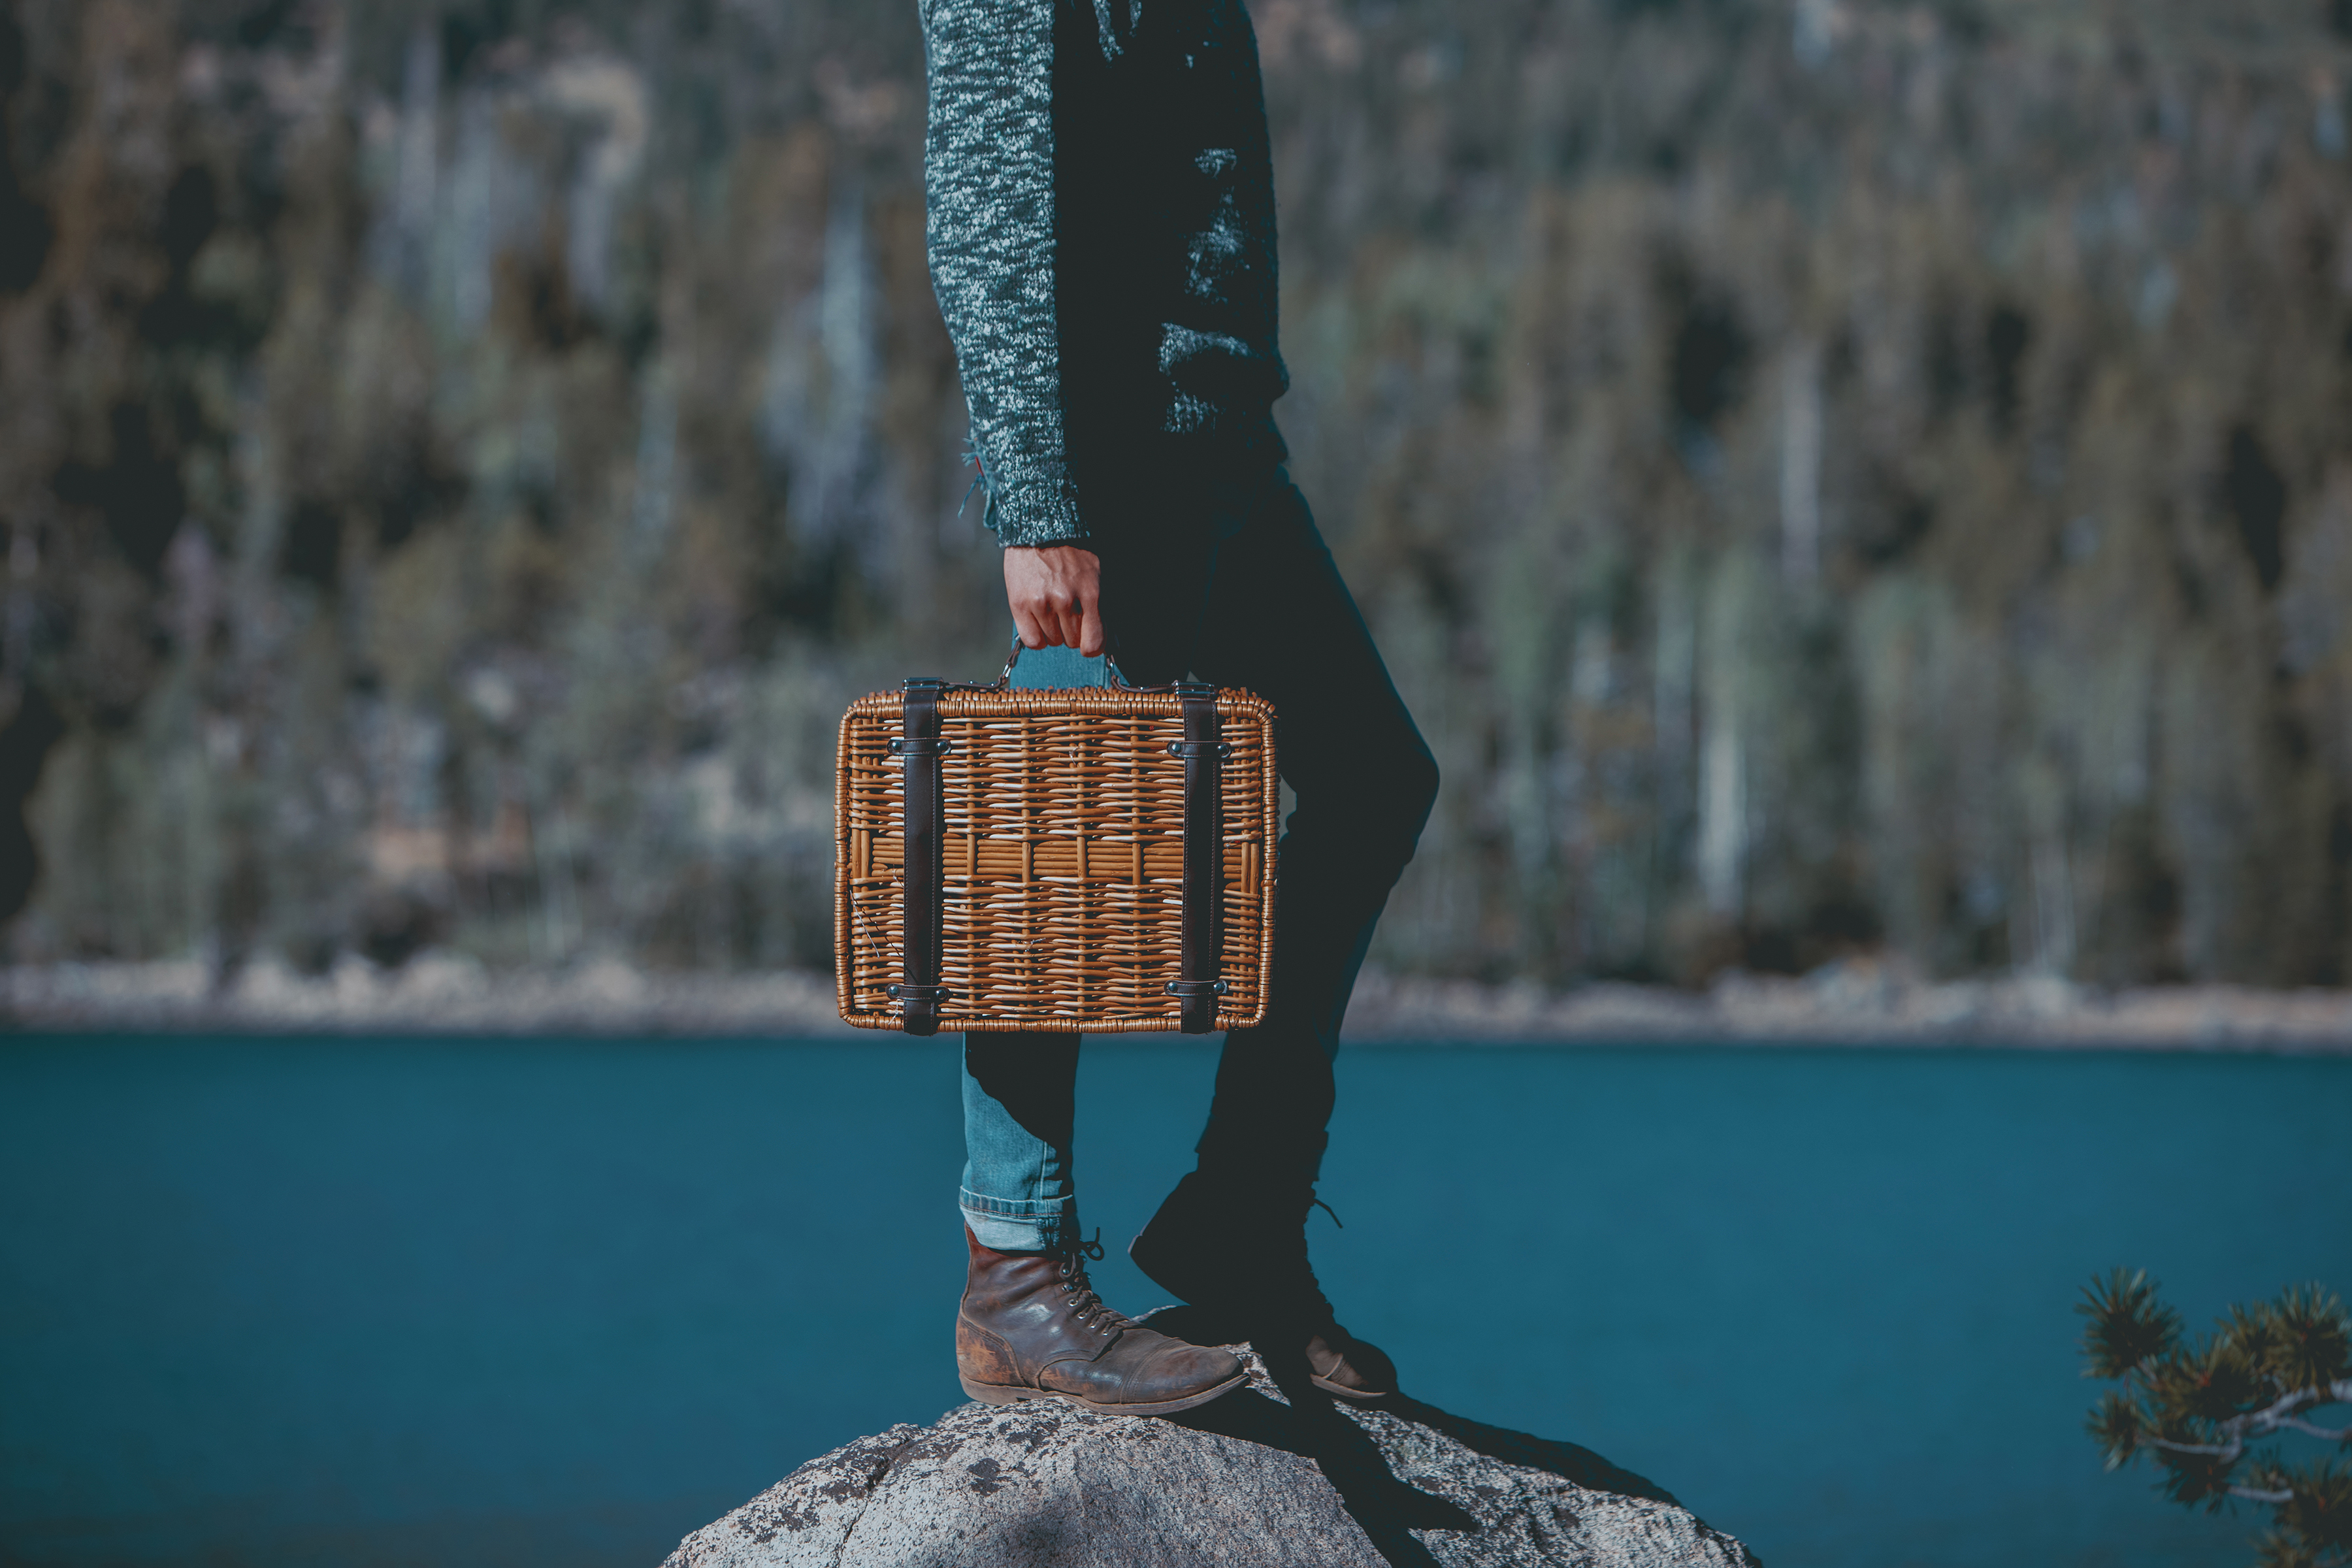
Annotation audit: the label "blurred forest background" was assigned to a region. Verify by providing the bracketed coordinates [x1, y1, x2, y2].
[5, 0, 2352, 990]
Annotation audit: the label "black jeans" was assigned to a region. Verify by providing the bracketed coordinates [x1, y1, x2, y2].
[957, 457, 1439, 1250]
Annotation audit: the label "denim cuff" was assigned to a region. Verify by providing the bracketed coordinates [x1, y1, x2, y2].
[960, 1189, 1075, 1253]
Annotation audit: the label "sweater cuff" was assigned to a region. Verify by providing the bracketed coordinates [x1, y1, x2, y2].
[985, 482, 1088, 547]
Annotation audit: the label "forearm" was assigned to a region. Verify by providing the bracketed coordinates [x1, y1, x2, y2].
[921, 0, 1085, 546]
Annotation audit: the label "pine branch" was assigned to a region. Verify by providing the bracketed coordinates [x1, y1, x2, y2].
[2083, 1273, 2352, 1568]
[2139, 1382, 2352, 1463]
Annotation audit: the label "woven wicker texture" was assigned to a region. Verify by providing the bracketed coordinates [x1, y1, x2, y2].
[836, 687, 1279, 1032]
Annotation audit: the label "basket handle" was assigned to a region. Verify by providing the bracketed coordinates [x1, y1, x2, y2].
[992, 638, 1186, 694]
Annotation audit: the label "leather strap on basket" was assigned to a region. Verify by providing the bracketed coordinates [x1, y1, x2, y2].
[1167, 682, 1225, 1034]
[890, 678, 950, 1035]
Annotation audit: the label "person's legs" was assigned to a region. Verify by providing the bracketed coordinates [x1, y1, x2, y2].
[957, 970, 1246, 1420]
[958, 1032, 1081, 1252]
[951, 618, 1245, 1416]
[1111, 460, 1436, 1184]
[1113, 458, 1438, 1397]
[955, 634, 1110, 1252]
[1187, 467, 1438, 1184]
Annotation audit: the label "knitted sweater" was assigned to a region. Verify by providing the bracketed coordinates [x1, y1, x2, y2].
[919, 0, 1289, 547]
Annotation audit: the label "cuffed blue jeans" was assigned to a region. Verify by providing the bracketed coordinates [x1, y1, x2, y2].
[959, 457, 1439, 1253]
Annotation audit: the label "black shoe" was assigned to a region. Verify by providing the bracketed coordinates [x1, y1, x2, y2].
[1129, 1172, 1397, 1400]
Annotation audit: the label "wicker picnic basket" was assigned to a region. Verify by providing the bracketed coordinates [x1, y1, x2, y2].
[834, 652, 1278, 1036]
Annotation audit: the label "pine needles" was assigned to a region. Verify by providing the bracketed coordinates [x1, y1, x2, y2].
[2080, 1269, 2352, 1567]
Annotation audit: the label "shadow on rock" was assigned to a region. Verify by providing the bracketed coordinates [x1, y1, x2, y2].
[1380, 1395, 1678, 1507]
[1143, 1303, 1674, 1504]
[1169, 1379, 1475, 1568]
[663, 1313, 1761, 1568]
[1145, 1305, 1678, 1568]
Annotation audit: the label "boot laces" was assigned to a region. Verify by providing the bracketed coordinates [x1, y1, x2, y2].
[1056, 1230, 1134, 1337]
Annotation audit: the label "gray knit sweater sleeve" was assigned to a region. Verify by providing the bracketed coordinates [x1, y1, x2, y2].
[919, 0, 1085, 547]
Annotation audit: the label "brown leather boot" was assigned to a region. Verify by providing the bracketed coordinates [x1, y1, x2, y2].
[1128, 1174, 1397, 1401]
[956, 1226, 1247, 1416]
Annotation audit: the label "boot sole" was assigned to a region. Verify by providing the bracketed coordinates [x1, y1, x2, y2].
[1129, 1298, 1397, 1403]
[1310, 1372, 1392, 1402]
[959, 1370, 1247, 1416]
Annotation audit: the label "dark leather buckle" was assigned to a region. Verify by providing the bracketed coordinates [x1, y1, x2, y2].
[1166, 741, 1230, 759]
[889, 984, 953, 1004]
[889, 737, 956, 757]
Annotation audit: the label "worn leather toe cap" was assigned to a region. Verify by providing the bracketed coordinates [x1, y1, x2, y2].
[1130, 1336, 1246, 1403]
[1041, 1328, 1243, 1410]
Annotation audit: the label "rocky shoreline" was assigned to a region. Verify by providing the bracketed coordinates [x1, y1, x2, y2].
[3, 956, 2347, 1049]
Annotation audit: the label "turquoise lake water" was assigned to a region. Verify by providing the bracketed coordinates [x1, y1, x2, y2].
[2, 1035, 2347, 1567]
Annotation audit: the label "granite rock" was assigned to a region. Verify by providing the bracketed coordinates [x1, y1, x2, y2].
[662, 1331, 1759, 1568]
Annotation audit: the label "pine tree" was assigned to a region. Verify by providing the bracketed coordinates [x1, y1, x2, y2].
[2080, 1270, 2352, 1567]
